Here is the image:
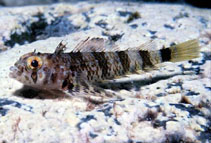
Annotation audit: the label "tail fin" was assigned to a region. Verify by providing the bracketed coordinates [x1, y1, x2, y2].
[160, 39, 200, 62]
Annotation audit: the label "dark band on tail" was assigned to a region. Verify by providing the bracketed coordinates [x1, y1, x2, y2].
[160, 48, 171, 62]
[160, 39, 200, 63]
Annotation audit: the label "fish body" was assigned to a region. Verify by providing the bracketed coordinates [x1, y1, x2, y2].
[9, 38, 200, 102]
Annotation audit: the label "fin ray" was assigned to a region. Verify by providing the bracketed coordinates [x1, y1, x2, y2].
[72, 37, 120, 52]
[125, 40, 157, 51]
[169, 39, 200, 62]
[54, 40, 68, 55]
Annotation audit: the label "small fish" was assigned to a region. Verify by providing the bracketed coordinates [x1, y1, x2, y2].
[9, 37, 200, 102]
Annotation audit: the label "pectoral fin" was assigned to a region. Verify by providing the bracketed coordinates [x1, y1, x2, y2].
[67, 79, 122, 103]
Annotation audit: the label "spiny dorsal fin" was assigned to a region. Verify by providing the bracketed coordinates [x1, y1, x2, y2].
[54, 40, 68, 55]
[72, 37, 120, 52]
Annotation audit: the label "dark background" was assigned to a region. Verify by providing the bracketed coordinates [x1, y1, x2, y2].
[0, 0, 210, 8]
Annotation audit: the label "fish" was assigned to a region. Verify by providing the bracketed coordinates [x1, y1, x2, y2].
[9, 37, 200, 102]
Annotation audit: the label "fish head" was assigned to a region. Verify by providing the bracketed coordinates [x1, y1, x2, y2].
[9, 52, 53, 89]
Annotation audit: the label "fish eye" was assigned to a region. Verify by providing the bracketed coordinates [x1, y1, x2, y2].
[31, 60, 38, 68]
[27, 56, 43, 70]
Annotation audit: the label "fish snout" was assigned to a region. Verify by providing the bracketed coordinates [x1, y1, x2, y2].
[9, 66, 18, 78]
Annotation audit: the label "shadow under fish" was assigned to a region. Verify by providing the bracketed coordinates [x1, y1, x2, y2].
[13, 85, 71, 100]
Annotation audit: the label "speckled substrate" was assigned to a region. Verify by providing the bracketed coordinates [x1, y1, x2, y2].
[0, 1, 211, 143]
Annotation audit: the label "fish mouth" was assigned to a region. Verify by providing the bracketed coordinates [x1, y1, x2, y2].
[9, 66, 19, 78]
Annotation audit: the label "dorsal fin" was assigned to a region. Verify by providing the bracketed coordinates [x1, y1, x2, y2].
[54, 40, 68, 55]
[72, 37, 120, 52]
[125, 40, 157, 51]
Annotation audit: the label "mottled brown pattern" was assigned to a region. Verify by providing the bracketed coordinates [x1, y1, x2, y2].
[62, 79, 68, 90]
[47, 54, 52, 59]
[43, 67, 51, 85]
[69, 52, 85, 71]
[38, 73, 43, 78]
[16, 71, 22, 76]
[17, 66, 23, 73]
[117, 51, 131, 73]
[92, 52, 109, 79]
[55, 65, 60, 73]
[50, 73, 57, 83]
[24, 66, 28, 72]
[31, 72, 37, 83]
[68, 83, 74, 91]
[43, 67, 49, 72]
[43, 78, 48, 85]
[139, 51, 153, 68]
[24, 75, 29, 81]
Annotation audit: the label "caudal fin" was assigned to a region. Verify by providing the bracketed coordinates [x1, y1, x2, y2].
[160, 39, 200, 62]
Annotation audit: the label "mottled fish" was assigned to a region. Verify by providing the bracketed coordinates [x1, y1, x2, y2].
[9, 38, 200, 102]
